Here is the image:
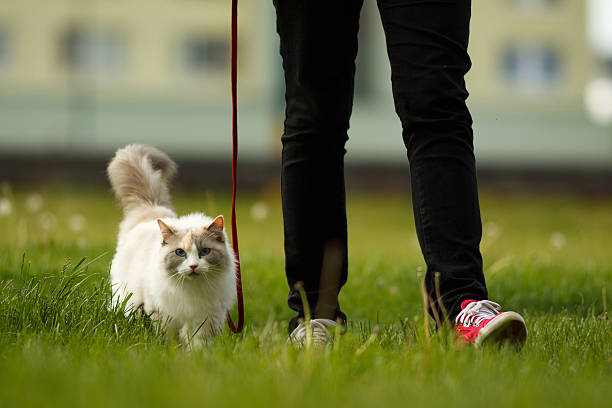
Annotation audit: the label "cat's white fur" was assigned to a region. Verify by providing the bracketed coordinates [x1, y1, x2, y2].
[107, 144, 236, 346]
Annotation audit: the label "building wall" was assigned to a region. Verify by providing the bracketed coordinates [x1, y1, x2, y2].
[469, 0, 593, 110]
[0, 0, 610, 169]
[0, 0, 269, 99]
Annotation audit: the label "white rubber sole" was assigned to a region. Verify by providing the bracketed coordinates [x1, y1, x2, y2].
[474, 311, 528, 348]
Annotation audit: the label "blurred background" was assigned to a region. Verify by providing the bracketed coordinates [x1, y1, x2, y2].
[1, 0, 612, 192]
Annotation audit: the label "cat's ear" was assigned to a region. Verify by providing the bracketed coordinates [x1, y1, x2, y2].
[208, 215, 224, 232]
[206, 216, 225, 241]
[157, 219, 175, 244]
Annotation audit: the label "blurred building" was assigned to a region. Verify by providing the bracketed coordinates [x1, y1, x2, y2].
[0, 0, 277, 160]
[0, 0, 610, 171]
[467, 0, 611, 168]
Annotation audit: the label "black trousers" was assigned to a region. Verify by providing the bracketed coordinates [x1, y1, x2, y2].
[274, 0, 488, 330]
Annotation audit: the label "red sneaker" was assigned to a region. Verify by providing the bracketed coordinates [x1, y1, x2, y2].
[455, 299, 527, 348]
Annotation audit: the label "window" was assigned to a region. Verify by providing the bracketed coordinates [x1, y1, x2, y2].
[60, 26, 125, 75]
[177, 35, 228, 74]
[511, 0, 561, 12]
[587, 0, 612, 58]
[502, 44, 561, 93]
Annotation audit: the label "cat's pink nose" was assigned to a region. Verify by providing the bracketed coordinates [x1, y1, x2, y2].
[189, 265, 197, 270]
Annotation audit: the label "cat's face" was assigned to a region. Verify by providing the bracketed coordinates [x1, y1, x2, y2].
[157, 217, 230, 279]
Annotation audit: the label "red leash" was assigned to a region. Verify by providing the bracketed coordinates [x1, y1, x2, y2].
[227, 0, 244, 333]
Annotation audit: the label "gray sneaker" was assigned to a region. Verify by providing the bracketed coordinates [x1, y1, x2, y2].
[288, 318, 337, 347]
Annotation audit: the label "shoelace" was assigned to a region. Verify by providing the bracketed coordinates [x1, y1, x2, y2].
[455, 300, 501, 327]
[289, 319, 337, 346]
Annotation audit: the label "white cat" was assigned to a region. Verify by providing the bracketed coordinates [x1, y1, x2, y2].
[107, 144, 236, 346]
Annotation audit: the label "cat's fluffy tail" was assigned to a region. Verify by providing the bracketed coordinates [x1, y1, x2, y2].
[107, 144, 177, 215]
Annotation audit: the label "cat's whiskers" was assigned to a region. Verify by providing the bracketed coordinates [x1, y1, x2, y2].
[168, 271, 186, 290]
[201, 271, 215, 290]
[178, 273, 188, 290]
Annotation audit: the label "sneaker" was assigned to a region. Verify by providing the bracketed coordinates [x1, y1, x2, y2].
[455, 299, 527, 348]
[288, 318, 337, 347]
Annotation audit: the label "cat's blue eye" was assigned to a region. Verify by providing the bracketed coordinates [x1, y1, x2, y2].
[199, 248, 211, 257]
[175, 248, 186, 257]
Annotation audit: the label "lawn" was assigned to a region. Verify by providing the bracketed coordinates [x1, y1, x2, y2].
[0, 183, 610, 407]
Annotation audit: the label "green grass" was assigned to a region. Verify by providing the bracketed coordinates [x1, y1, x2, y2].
[0, 183, 610, 407]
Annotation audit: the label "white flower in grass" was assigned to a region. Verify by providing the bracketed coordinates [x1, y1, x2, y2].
[550, 232, 566, 249]
[250, 201, 269, 222]
[0, 198, 12, 217]
[25, 193, 43, 213]
[68, 214, 87, 232]
[39, 212, 57, 230]
[484, 221, 501, 238]
[77, 237, 88, 249]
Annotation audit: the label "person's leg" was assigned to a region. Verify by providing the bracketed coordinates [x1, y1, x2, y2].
[274, 0, 364, 331]
[377, 0, 487, 322]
